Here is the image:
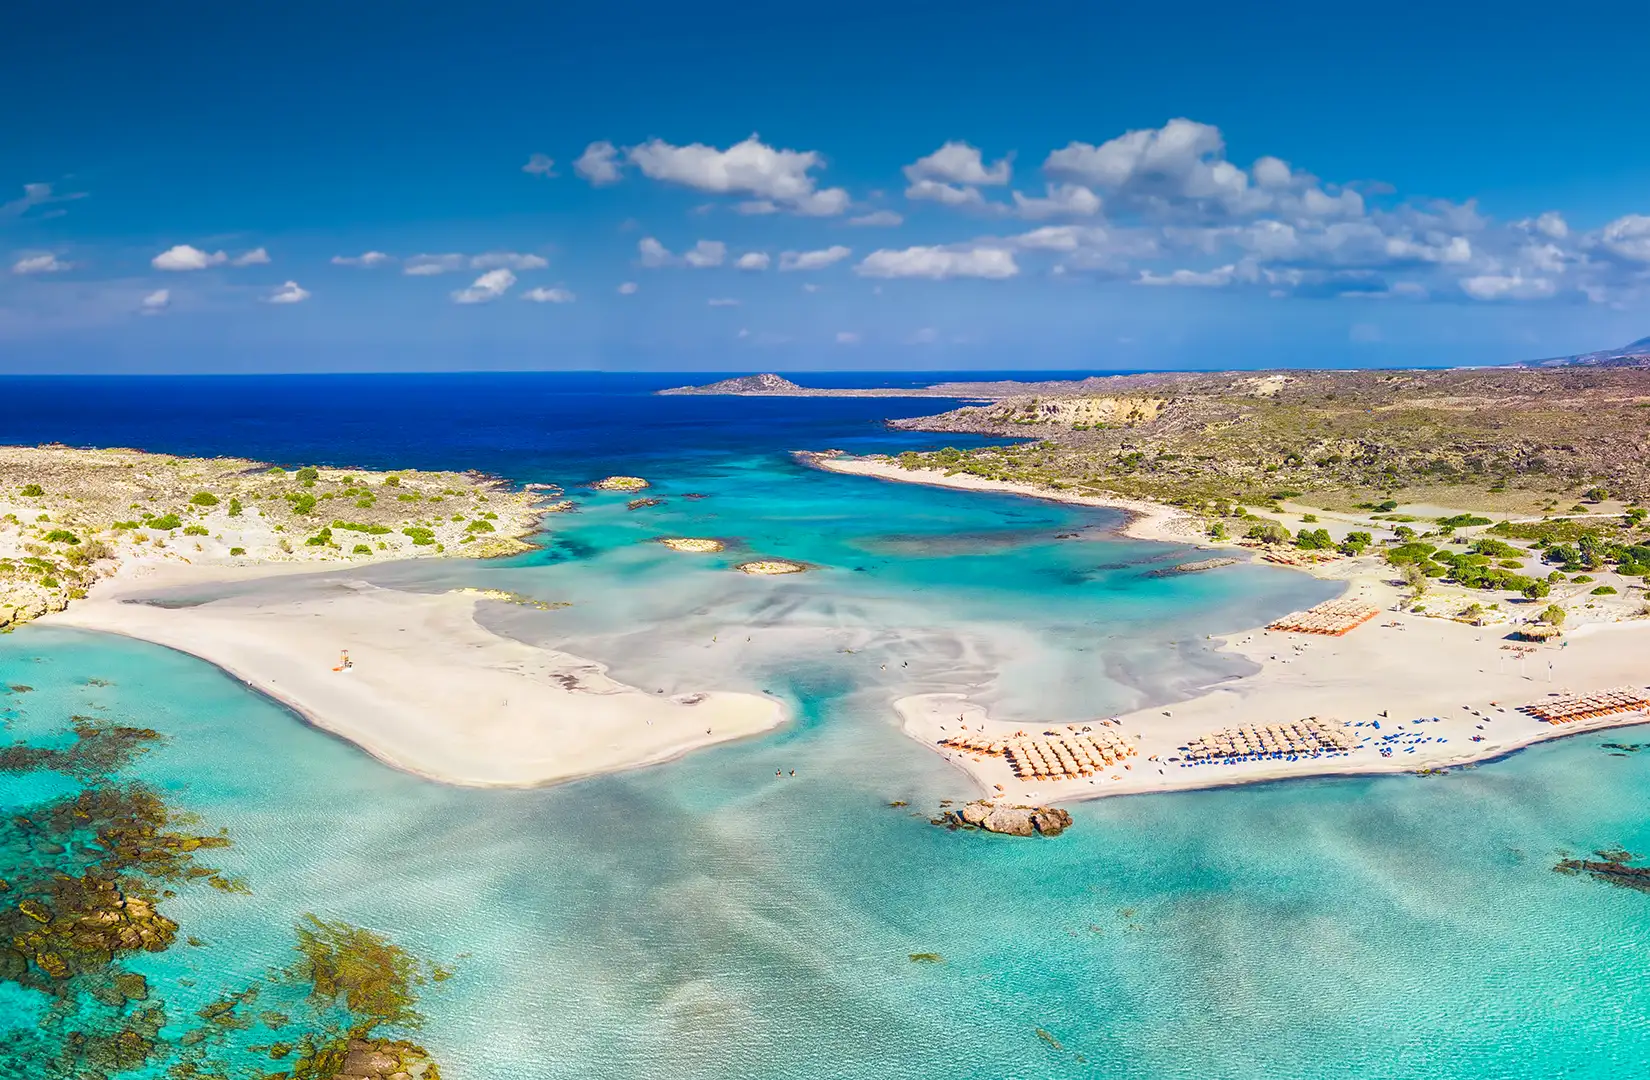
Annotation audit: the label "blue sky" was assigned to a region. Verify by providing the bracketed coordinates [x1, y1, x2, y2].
[5, 0, 1650, 373]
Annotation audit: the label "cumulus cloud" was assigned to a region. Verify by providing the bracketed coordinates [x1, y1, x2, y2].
[403, 254, 467, 276]
[1012, 183, 1101, 219]
[856, 245, 1019, 280]
[626, 134, 849, 216]
[849, 209, 904, 227]
[1459, 271, 1556, 301]
[452, 268, 517, 304]
[1600, 214, 1650, 262]
[12, 253, 73, 274]
[637, 237, 726, 268]
[575, 141, 622, 185]
[779, 245, 851, 271]
[265, 280, 310, 304]
[736, 252, 770, 270]
[522, 153, 556, 177]
[617, 281, 638, 294]
[152, 245, 228, 271]
[332, 251, 392, 268]
[139, 288, 170, 314]
[522, 286, 575, 303]
[470, 251, 548, 270]
[905, 141, 1012, 187]
[230, 247, 270, 267]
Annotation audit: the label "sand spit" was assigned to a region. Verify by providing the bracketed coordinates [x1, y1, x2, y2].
[44, 564, 786, 788]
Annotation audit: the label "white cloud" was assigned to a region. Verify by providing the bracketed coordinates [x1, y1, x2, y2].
[904, 141, 1011, 186]
[779, 245, 851, 271]
[152, 244, 228, 271]
[1012, 183, 1101, 219]
[523, 153, 556, 177]
[266, 280, 310, 304]
[404, 253, 467, 275]
[1601, 214, 1650, 262]
[1136, 264, 1250, 287]
[685, 240, 726, 268]
[1515, 210, 1569, 239]
[574, 141, 622, 185]
[522, 286, 575, 303]
[617, 281, 638, 295]
[12, 253, 72, 274]
[1045, 118, 1232, 195]
[638, 237, 725, 268]
[1459, 271, 1556, 301]
[1, 181, 86, 221]
[909, 327, 940, 344]
[835, 331, 860, 344]
[452, 268, 517, 303]
[230, 247, 270, 267]
[905, 178, 989, 208]
[849, 210, 904, 227]
[332, 251, 392, 267]
[736, 252, 770, 270]
[139, 288, 170, 314]
[626, 134, 849, 216]
[707, 297, 741, 306]
[856, 245, 1019, 280]
[470, 251, 548, 270]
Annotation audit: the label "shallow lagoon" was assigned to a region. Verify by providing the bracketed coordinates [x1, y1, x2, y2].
[3, 376, 1647, 1078]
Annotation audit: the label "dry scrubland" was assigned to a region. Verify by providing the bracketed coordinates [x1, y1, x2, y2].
[0, 445, 542, 630]
[878, 367, 1650, 633]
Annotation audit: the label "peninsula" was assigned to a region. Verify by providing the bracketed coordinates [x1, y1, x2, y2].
[6, 445, 786, 787]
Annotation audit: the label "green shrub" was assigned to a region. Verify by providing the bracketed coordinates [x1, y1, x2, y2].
[286, 492, 317, 515]
[1295, 528, 1334, 550]
[182, 525, 209, 536]
[43, 529, 80, 545]
[331, 521, 391, 534]
[1437, 514, 1491, 528]
[41, 576, 59, 588]
[1245, 520, 1291, 545]
[147, 514, 182, 531]
[229, 547, 246, 556]
[465, 519, 495, 533]
[1522, 580, 1550, 600]
[190, 492, 219, 506]
[19, 484, 43, 497]
[228, 497, 243, 517]
[1339, 530, 1372, 555]
[1541, 604, 1566, 625]
[295, 466, 319, 483]
[402, 526, 436, 546]
[112, 520, 139, 530]
[383, 475, 401, 487]
[305, 528, 334, 547]
[1591, 585, 1618, 595]
[352, 544, 372, 555]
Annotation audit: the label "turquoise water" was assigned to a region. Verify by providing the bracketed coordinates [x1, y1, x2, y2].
[5, 429, 1650, 1078]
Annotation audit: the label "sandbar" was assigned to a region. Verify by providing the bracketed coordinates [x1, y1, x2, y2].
[43, 563, 786, 787]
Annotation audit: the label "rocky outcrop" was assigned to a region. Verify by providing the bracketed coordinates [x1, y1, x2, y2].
[939, 800, 1072, 837]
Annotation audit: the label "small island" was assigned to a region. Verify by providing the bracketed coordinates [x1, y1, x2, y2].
[659, 537, 727, 553]
[736, 559, 809, 575]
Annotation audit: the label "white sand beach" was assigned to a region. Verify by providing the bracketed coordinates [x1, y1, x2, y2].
[899, 599, 1650, 803]
[43, 562, 787, 787]
[809, 454, 1209, 546]
[815, 453, 1650, 801]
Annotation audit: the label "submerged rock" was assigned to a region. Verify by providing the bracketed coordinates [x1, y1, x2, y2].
[943, 800, 1072, 837]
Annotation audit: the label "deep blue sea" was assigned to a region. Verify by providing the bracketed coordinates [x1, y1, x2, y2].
[3, 374, 1647, 1079]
